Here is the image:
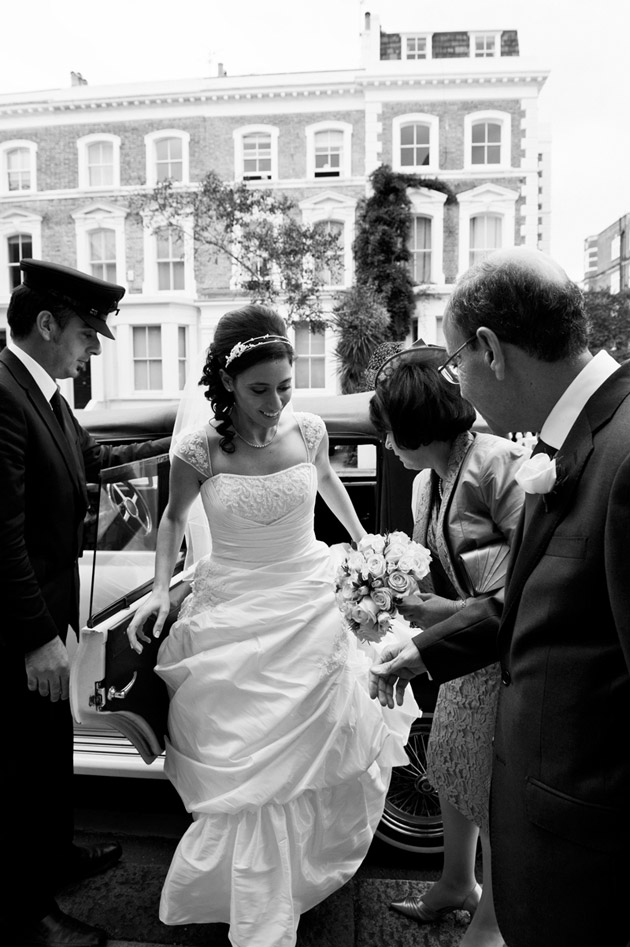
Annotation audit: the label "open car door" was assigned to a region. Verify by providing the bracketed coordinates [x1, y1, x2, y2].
[70, 454, 191, 771]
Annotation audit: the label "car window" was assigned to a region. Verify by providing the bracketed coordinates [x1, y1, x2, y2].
[83, 454, 181, 626]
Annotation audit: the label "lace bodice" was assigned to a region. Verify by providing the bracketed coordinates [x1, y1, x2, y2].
[174, 411, 325, 482]
[173, 412, 326, 564]
[211, 464, 314, 525]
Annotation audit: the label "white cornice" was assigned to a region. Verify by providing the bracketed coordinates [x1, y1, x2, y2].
[0, 59, 548, 119]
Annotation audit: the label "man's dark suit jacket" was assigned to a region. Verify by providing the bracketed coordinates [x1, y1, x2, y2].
[0, 347, 170, 653]
[0, 346, 170, 913]
[413, 361, 630, 947]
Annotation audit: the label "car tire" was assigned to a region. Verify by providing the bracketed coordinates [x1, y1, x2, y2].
[376, 714, 444, 853]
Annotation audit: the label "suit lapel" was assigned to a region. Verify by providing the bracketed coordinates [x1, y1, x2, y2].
[501, 361, 630, 630]
[1, 349, 85, 499]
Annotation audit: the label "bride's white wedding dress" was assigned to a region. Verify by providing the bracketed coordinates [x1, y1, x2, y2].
[155, 412, 418, 947]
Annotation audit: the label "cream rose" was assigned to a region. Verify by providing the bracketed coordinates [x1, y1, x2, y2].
[515, 454, 557, 495]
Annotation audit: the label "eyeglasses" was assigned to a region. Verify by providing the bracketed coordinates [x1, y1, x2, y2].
[373, 339, 446, 388]
[437, 335, 477, 385]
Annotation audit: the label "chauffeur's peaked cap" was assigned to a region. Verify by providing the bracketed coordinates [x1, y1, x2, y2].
[19, 258, 125, 340]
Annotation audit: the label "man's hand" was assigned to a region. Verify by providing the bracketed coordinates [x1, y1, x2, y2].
[398, 592, 459, 629]
[25, 637, 70, 702]
[369, 641, 427, 709]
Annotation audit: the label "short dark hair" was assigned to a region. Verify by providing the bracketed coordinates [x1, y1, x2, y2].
[7, 284, 74, 339]
[369, 360, 477, 449]
[447, 254, 589, 361]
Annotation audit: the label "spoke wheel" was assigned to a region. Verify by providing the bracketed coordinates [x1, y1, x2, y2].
[376, 714, 443, 852]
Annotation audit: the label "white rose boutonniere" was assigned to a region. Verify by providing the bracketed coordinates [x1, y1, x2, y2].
[515, 453, 557, 495]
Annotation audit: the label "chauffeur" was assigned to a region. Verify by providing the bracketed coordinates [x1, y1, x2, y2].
[1, 260, 171, 947]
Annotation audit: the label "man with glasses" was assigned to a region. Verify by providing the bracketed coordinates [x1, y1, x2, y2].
[1, 260, 171, 947]
[370, 247, 630, 947]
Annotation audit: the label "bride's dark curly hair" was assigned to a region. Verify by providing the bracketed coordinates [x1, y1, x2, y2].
[200, 304, 293, 453]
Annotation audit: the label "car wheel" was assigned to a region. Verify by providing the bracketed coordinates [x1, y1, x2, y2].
[376, 714, 444, 852]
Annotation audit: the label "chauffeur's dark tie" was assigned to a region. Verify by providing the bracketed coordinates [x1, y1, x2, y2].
[50, 388, 66, 429]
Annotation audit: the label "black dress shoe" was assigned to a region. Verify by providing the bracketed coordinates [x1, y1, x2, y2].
[22, 905, 107, 947]
[64, 842, 122, 883]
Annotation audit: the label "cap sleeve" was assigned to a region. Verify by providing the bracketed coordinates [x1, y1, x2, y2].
[295, 412, 326, 462]
[172, 427, 212, 480]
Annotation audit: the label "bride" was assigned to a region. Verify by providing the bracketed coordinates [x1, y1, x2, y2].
[127, 304, 418, 947]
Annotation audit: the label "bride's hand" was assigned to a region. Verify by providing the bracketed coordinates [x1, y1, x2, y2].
[127, 590, 171, 654]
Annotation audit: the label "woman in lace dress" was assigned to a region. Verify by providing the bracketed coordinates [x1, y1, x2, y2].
[127, 305, 418, 947]
[369, 345, 528, 947]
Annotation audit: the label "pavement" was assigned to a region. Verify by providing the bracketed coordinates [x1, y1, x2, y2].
[63, 799, 475, 947]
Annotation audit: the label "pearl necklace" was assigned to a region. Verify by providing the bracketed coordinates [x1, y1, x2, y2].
[233, 425, 279, 449]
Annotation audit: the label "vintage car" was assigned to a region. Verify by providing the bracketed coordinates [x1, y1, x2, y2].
[71, 391, 451, 853]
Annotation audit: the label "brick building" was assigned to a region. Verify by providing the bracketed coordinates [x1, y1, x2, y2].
[583, 213, 630, 293]
[0, 12, 549, 407]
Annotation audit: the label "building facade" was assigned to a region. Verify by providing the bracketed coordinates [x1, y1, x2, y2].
[583, 213, 630, 293]
[0, 13, 549, 407]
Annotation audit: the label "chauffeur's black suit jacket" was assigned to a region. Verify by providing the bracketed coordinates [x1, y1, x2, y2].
[413, 361, 630, 947]
[0, 346, 170, 914]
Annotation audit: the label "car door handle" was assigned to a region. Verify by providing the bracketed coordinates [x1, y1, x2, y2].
[107, 672, 138, 701]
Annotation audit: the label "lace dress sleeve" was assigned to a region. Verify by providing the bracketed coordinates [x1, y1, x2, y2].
[295, 412, 326, 462]
[172, 427, 212, 480]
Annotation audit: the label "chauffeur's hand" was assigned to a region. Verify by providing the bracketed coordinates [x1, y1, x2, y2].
[25, 636, 70, 702]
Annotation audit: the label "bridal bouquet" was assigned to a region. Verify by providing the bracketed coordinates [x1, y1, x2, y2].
[335, 532, 432, 643]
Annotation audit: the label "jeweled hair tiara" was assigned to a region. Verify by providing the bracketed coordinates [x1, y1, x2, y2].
[224, 334, 293, 368]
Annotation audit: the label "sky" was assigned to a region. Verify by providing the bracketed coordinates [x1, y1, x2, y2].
[1, 0, 628, 281]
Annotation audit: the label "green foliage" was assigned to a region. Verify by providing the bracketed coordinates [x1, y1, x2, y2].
[129, 171, 342, 329]
[331, 284, 391, 393]
[353, 165, 456, 340]
[584, 289, 630, 361]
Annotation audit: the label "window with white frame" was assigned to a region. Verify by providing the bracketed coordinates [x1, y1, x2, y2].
[0, 210, 42, 295]
[132, 325, 163, 390]
[409, 216, 432, 283]
[610, 270, 621, 294]
[471, 122, 501, 165]
[403, 34, 430, 60]
[305, 123, 352, 180]
[314, 220, 344, 287]
[8, 233, 33, 289]
[469, 214, 503, 266]
[294, 324, 326, 389]
[464, 112, 511, 169]
[470, 32, 500, 57]
[611, 234, 621, 260]
[178, 326, 188, 390]
[314, 130, 343, 178]
[72, 204, 126, 287]
[144, 130, 190, 186]
[87, 141, 113, 186]
[156, 227, 185, 291]
[393, 115, 439, 173]
[0, 140, 37, 194]
[457, 183, 517, 276]
[299, 192, 356, 289]
[77, 135, 120, 190]
[88, 228, 117, 282]
[234, 126, 279, 181]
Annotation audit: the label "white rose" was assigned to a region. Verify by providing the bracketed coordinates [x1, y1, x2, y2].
[515, 454, 557, 495]
[359, 533, 387, 554]
[363, 555, 387, 579]
[351, 597, 379, 626]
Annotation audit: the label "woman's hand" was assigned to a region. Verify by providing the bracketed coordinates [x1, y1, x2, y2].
[398, 592, 463, 629]
[127, 590, 172, 654]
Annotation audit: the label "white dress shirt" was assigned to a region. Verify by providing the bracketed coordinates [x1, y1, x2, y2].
[7, 340, 58, 404]
[539, 350, 621, 451]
